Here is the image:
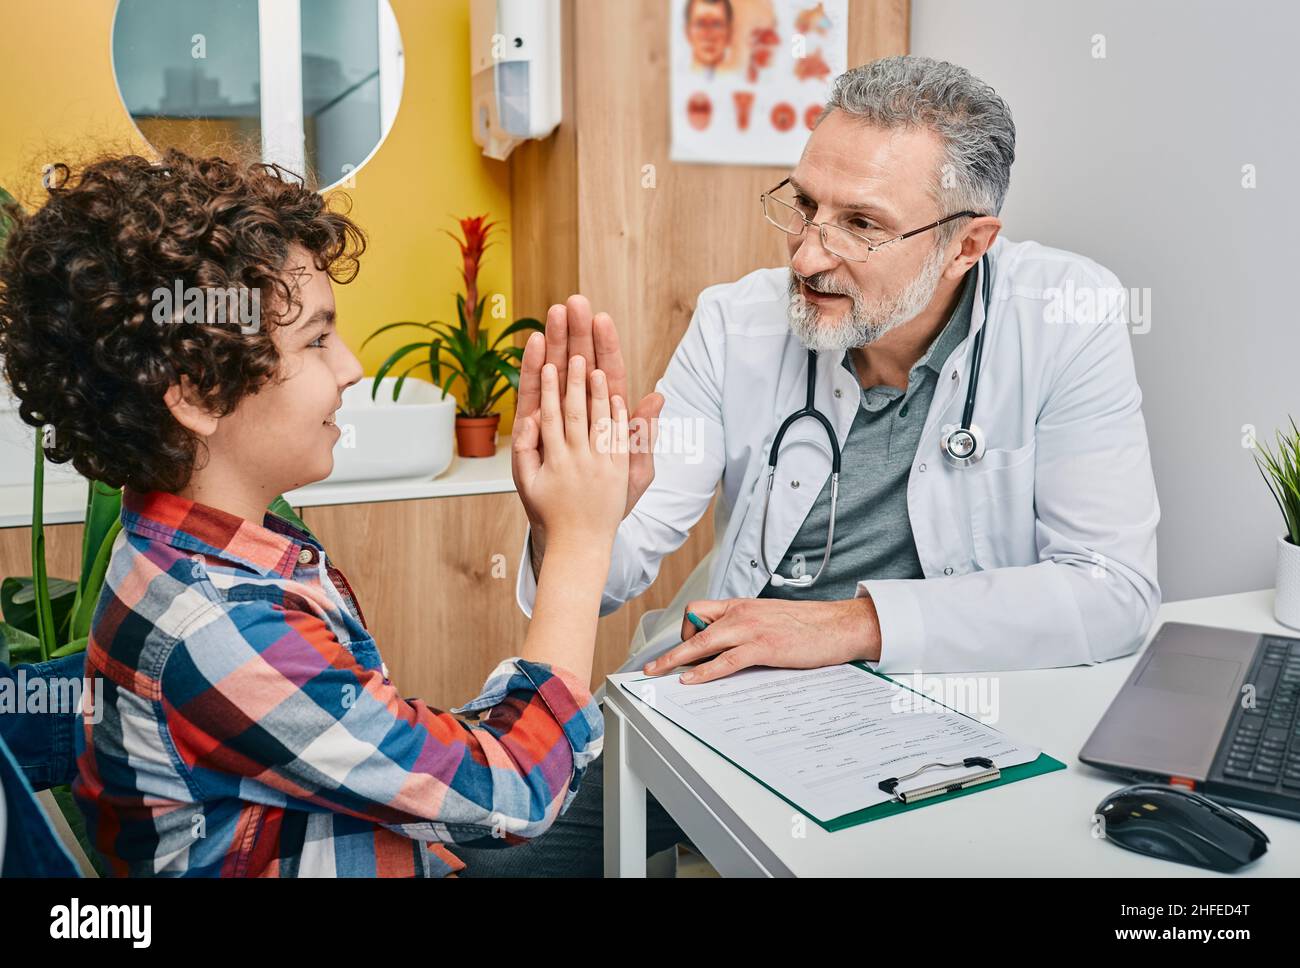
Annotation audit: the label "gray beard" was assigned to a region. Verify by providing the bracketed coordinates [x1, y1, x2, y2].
[787, 245, 947, 353]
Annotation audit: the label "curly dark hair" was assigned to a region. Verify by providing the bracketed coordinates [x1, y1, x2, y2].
[0, 146, 366, 492]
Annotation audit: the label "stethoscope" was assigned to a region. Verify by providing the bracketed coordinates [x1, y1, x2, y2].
[759, 253, 992, 589]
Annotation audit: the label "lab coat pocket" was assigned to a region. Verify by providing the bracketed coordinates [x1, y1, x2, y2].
[966, 440, 1038, 570]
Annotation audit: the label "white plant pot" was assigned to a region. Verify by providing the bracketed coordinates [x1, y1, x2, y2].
[323, 377, 456, 484]
[1275, 535, 1300, 631]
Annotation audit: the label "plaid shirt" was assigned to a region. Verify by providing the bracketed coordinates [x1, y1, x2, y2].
[73, 488, 602, 877]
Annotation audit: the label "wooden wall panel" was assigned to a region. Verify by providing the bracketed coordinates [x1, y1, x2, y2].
[508, 0, 580, 322]
[0, 523, 85, 591]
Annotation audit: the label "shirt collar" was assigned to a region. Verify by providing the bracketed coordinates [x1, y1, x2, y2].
[918, 262, 978, 376]
[839, 263, 978, 387]
[120, 488, 322, 579]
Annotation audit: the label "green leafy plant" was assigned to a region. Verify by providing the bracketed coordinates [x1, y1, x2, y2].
[0, 469, 125, 667]
[0, 185, 15, 247]
[1255, 417, 1300, 546]
[361, 215, 542, 416]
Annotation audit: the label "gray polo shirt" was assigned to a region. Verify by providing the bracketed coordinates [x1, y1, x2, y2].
[759, 266, 977, 601]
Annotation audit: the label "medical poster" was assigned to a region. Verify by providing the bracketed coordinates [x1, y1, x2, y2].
[669, 0, 850, 167]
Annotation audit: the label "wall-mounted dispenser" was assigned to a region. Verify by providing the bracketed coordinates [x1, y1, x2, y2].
[470, 0, 562, 161]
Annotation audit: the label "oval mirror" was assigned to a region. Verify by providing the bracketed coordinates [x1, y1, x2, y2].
[111, 0, 404, 191]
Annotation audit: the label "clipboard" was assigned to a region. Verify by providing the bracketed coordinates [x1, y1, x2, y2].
[620, 661, 1067, 832]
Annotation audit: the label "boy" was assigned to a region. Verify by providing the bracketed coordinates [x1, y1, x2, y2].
[0, 149, 629, 877]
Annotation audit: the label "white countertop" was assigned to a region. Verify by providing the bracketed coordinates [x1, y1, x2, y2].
[0, 441, 515, 529]
[605, 589, 1300, 877]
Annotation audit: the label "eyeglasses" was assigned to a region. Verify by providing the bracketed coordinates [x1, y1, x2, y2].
[760, 178, 982, 263]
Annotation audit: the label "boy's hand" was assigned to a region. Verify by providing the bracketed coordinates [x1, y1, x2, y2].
[513, 297, 663, 525]
[513, 356, 629, 548]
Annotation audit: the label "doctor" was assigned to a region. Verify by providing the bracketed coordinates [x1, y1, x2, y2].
[511, 55, 1160, 690]
[464, 54, 1161, 878]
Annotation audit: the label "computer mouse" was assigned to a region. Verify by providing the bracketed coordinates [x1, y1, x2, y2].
[1095, 784, 1269, 872]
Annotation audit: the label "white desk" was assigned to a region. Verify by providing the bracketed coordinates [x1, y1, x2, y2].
[602, 590, 1300, 877]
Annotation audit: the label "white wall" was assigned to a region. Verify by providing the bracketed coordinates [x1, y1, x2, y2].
[911, 0, 1300, 602]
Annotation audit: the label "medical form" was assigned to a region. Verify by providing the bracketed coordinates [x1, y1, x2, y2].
[620, 664, 1042, 824]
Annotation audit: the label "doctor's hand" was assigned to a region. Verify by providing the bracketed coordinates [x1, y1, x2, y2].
[514, 296, 664, 553]
[642, 597, 883, 684]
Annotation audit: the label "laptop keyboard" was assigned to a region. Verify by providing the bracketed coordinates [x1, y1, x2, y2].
[1220, 635, 1300, 791]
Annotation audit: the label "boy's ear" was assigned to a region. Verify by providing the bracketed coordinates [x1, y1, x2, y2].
[163, 377, 220, 437]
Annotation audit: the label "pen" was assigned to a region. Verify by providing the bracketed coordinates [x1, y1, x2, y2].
[685, 610, 710, 633]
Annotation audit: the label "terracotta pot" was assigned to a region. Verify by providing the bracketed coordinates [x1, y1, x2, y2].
[455, 414, 500, 458]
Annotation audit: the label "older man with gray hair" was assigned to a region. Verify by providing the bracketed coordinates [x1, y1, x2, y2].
[458, 55, 1160, 877]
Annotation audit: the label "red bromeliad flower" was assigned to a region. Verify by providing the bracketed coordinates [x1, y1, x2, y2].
[446, 214, 497, 341]
[365, 210, 545, 419]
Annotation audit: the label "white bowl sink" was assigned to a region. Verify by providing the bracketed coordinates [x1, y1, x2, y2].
[324, 376, 457, 484]
[0, 387, 82, 487]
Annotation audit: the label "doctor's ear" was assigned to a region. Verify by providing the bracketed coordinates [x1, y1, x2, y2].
[969, 215, 1003, 253]
[948, 216, 1003, 278]
[163, 376, 220, 438]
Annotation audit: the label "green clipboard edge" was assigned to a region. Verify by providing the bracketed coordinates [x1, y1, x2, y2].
[620, 661, 1067, 833]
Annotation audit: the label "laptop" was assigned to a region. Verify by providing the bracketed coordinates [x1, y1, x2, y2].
[1080, 621, 1300, 821]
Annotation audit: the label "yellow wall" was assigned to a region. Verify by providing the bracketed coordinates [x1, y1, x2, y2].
[0, 0, 516, 426]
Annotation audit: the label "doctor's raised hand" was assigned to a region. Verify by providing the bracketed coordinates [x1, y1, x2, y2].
[512, 295, 664, 568]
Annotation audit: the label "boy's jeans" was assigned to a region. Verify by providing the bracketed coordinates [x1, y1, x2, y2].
[0, 653, 86, 876]
[0, 653, 86, 790]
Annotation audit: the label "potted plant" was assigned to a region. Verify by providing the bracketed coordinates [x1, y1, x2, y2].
[1254, 418, 1300, 630]
[361, 215, 542, 458]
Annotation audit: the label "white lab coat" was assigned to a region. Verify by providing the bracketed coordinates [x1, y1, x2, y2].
[516, 237, 1161, 674]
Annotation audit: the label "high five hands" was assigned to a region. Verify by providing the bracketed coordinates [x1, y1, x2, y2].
[510, 295, 883, 686]
[512, 296, 665, 560]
